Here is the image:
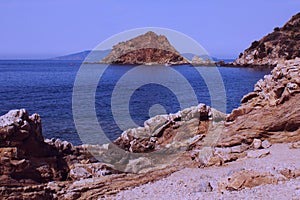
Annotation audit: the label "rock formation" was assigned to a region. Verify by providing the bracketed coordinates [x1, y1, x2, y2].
[0, 104, 225, 199]
[100, 31, 190, 65]
[0, 109, 69, 184]
[0, 109, 115, 192]
[83, 104, 226, 174]
[234, 12, 300, 67]
[218, 58, 300, 147]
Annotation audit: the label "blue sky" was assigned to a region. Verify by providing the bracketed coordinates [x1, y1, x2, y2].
[1, 0, 299, 59]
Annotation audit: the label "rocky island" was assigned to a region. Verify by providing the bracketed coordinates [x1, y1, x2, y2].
[99, 31, 190, 65]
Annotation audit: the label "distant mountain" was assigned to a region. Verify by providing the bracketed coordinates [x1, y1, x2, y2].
[234, 12, 300, 67]
[99, 31, 190, 65]
[51, 50, 111, 61]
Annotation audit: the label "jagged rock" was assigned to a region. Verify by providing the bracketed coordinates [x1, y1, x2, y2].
[100, 31, 190, 65]
[0, 109, 103, 187]
[234, 12, 300, 67]
[114, 104, 214, 154]
[219, 59, 300, 147]
[0, 110, 70, 184]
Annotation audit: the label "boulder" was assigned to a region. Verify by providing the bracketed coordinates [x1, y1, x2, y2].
[250, 138, 262, 149]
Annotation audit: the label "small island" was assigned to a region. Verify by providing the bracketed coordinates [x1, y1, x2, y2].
[98, 31, 190, 65]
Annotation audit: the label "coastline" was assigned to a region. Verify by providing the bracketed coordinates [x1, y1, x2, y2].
[0, 58, 299, 199]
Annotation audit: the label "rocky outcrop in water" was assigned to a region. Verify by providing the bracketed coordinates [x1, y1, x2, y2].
[100, 31, 190, 65]
[234, 12, 300, 67]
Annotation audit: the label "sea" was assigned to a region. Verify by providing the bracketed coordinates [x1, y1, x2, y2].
[0, 60, 270, 145]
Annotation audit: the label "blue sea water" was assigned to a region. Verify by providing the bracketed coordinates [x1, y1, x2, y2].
[0, 60, 270, 145]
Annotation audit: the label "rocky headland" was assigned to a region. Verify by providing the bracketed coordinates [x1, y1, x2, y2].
[99, 31, 190, 66]
[233, 12, 300, 67]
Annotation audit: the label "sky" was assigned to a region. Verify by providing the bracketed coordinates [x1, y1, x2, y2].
[0, 0, 299, 59]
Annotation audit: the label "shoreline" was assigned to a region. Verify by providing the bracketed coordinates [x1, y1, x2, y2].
[0, 58, 299, 199]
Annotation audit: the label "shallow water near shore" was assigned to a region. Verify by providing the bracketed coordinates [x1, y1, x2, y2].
[0, 60, 270, 145]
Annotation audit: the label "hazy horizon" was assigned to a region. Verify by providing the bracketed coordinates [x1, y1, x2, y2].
[1, 0, 299, 59]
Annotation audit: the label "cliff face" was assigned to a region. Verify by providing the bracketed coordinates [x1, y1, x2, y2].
[234, 12, 300, 67]
[100, 31, 190, 65]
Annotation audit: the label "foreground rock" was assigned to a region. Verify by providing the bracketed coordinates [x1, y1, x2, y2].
[86, 104, 226, 173]
[99, 31, 190, 65]
[0, 104, 226, 199]
[234, 12, 300, 67]
[0, 109, 120, 199]
[0, 109, 69, 184]
[219, 58, 300, 147]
